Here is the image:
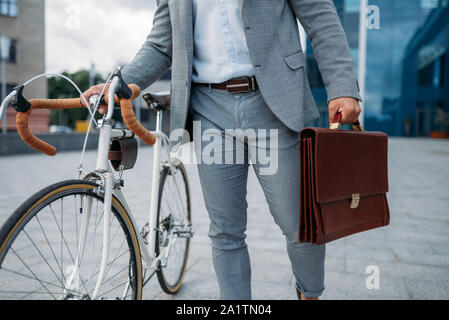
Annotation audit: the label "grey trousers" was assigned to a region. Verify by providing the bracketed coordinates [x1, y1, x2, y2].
[190, 84, 326, 299]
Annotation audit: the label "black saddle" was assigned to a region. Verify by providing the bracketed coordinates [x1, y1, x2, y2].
[143, 92, 171, 112]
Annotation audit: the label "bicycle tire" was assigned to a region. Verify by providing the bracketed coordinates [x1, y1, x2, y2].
[0, 180, 143, 300]
[155, 161, 192, 295]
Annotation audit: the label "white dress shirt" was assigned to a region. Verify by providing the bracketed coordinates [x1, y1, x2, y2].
[192, 0, 255, 83]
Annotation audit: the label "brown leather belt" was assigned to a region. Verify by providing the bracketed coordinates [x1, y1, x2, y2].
[194, 76, 258, 93]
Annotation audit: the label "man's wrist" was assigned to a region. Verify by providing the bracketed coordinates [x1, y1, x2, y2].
[326, 81, 362, 103]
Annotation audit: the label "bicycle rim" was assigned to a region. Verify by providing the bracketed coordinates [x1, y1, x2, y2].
[156, 162, 192, 294]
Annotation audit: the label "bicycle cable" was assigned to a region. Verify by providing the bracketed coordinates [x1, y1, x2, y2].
[78, 66, 120, 177]
[23, 73, 98, 125]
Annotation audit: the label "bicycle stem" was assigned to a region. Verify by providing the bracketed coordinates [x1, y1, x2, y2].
[95, 76, 120, 171]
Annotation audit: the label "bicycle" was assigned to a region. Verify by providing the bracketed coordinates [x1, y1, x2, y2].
[0, 68, 194, 300]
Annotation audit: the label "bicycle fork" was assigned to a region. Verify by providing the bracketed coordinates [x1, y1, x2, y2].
[64, 195, 93, 296]
[92, 172, 113, 299]
[65, 118, 116, 299]
[64, 174, 113, 300]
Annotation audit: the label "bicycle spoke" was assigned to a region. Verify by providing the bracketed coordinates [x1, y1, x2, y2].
[75, 196, 79, 258]
[35, 215, 67, 284]
[22, 229, 65, 289]
[161, 192, 175, 216]
[60, 199, 64, 290]
[1, 267, 85, 297]
[83, 199, 105, 289]
[98, 280, 130, 298]
[0, 290, 65, 297]
[102, 239, 127, 283]
[48, 203, 89, 293]
[92, 199, 100, 268]
[9, 248, 57, 300]
[97, 265, 129, 289]
[82, 249, 130, 292]
[168, 174, 187, 219]
[84, 215, 121, 291]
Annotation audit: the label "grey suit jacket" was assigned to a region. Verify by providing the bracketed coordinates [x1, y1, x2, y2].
[122, 0, 361, 138]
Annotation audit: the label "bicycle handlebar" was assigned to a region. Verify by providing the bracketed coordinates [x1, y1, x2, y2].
[16, 98, 83, 156]
[13, 83, 156, 156]
[117, 85, 157, 147]
[114, 84, 157, 146]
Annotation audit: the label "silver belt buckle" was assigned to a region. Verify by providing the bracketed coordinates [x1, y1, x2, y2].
[226, 81, 249, 93]
[249, 77, 256, 91]
[226, 77, 256, 93]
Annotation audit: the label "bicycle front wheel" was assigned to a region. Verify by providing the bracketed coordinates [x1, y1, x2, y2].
[156, 160, 192, 295]
[0, 180, 143, 300]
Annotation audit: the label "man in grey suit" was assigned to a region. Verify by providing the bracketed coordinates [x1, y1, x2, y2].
[84, 0, 361, 300]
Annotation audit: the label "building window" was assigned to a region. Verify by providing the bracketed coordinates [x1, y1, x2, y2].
[421, 0, 449, 9]
[0, 84, 17, 95]
[418, 57, 444, 88]
[344, 0, 361, 13]
[0, 0, 18, 17]
[8, 39, 17, 63]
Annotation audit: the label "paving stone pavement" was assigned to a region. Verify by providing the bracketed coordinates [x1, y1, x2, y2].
[0, 137, 448, 300]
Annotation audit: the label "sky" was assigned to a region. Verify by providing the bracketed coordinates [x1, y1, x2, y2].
[45, 0, 157, 77]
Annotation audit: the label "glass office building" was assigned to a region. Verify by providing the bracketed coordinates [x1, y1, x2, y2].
[307, 0, 449, 137]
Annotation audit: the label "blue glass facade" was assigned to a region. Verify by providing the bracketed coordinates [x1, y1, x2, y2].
[306, 0, 449, 137]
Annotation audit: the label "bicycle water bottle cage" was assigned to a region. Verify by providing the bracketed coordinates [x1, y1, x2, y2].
[113, 70, 133, 100]
[11, 85, 31, 113]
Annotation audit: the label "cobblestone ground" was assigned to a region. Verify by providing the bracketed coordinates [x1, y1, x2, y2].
[0, 138, 448, 300]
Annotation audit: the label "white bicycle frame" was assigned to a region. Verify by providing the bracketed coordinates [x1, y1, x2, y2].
[0, 71, 192, 299]
[86, 75, 192, 299]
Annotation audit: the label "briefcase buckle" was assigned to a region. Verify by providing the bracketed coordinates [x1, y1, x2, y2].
[330, 123, 341, 130]
[350, 193, 361, 209]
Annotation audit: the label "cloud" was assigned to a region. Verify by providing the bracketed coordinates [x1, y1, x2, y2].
[46, 0, 157, 77]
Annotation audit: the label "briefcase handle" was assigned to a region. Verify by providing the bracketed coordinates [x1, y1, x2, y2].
[330, 112, 364, 131]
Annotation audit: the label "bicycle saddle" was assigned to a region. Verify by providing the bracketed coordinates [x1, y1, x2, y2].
[143, 92, 171, 111]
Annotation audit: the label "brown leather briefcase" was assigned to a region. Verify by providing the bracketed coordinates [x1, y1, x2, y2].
[299, 115, 390, 245]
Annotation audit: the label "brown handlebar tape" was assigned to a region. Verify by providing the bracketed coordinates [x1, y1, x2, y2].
[120, 86, 157, 146]
[15, 99, 83, 156]
[16, 84, 155, 155]
[30, 98, 82, 110]
[16, 110, 57, 156]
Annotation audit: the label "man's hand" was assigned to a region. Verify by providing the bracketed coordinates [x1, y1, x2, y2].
[81, 83, 110, 114]
[328, 97, 361, 125]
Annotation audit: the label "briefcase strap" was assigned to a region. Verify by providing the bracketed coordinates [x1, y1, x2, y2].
[330, 112, 364, 131]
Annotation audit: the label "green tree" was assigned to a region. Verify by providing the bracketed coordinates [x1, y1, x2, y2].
[48, 70, 105, 129]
